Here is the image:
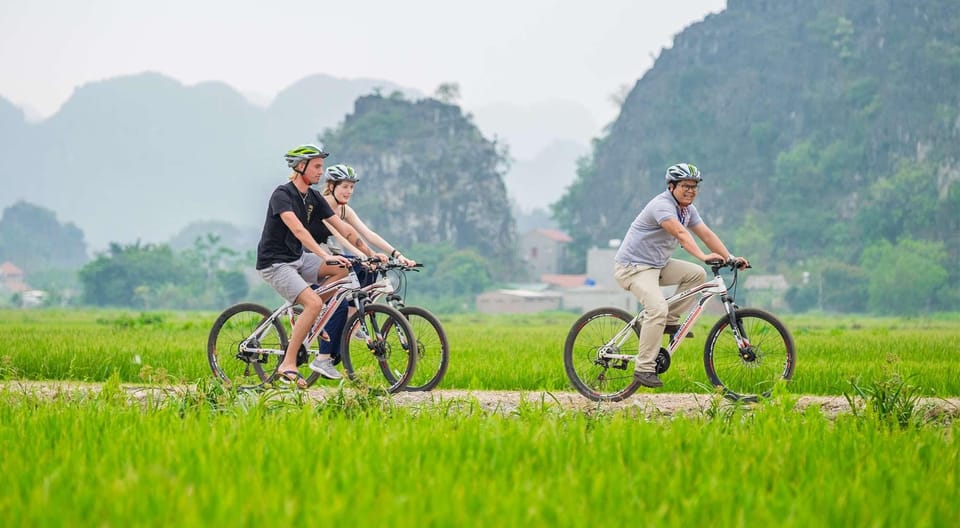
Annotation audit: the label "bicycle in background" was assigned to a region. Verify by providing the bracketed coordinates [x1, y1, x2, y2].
[367, 259, 450, 392]
[563, 259, 796, 402]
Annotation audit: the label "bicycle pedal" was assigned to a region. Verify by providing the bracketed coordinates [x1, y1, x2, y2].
[296, 344, 309, 366]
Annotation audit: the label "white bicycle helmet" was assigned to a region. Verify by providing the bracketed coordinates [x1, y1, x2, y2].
[325, 164, 360, 183]
[665, 163, 702, 184]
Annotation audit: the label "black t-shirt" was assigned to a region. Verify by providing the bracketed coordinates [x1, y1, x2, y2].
[256, 182, 336, 269]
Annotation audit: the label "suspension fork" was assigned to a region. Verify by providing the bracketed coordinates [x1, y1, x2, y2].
[721, 296, 751, 349]
[351, 291, 385, 339]
[385, 293, 404, 309]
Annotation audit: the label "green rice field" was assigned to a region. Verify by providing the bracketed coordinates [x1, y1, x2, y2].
[1, 309, 958, 526]
[2, 309, 958, 395]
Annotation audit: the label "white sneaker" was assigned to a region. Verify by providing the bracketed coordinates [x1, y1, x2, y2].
[309, 357, 342, 380]
[352, 327, 369, 341]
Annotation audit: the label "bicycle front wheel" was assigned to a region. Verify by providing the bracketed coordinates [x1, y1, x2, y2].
[207, 303, 286, 389]
[341, 304, 417, 394]
[704, 308, 796, 401]
[563, 307, 641, 402]
[386, 306, 449, 391]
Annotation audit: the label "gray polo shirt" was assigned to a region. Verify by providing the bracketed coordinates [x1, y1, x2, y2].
[615, 190, 702, 268]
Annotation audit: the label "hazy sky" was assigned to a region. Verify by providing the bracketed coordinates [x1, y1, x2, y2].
[0, 0, 725, 127]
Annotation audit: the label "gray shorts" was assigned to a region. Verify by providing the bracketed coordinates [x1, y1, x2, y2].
[258, 253, 323, 304]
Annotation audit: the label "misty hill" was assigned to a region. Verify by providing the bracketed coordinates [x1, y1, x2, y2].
[555, 0, 959, 274]
[471, 100, 597, 159]
[322, 94, 518, 266]
[0, 72, 420, 252]
[472, 101, 594, 221]
[267, 74, 424, 148]
[504, 139, 589, 213]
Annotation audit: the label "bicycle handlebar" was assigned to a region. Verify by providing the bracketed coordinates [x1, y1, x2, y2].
[325, 255, 424, 272]
[707, 258, 751, 272]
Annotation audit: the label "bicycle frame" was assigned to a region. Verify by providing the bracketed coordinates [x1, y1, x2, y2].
[237, 275, 357, 358]
[239, 257, 409, 356]
[597, 265, 750, 362]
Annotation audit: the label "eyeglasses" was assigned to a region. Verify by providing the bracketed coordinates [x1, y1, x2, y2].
[678, 183, 700, 191]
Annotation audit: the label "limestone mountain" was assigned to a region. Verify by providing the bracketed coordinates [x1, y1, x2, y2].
[321, 94, 517, 267]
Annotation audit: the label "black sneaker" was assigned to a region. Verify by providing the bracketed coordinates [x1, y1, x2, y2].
[663, 324, 693, 338]
[633, 371, 663, 388]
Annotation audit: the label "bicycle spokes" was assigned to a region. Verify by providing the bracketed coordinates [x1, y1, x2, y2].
[704, 308, 796, 401]
[564, 308, 643, 402]
[341, 304, 417, 394]
[207, 303, 286, 390]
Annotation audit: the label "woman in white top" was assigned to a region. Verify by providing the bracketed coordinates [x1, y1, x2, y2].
[315, 164, 417, 363]
[321, 164, 416, 268]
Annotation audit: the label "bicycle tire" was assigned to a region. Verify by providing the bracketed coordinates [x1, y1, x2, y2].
[390, 306, 449, 391]
[703, 308, 796, 402]
[338, 303, 418, 394]
[207, 303, 287, 389]
[563, 307, 642, 402]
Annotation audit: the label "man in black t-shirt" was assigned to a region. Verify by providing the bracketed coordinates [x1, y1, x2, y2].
[256, 143, 377, 387]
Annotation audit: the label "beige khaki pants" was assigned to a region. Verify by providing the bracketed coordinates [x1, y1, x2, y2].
[614, 259, 706, 373]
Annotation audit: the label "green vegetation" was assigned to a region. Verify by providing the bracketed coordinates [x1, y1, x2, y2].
[1, 309, 958, 525]
[1, 376, 956, 526]
[2, 309, 958, 396]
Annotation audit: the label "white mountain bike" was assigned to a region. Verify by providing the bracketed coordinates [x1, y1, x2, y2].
[563, 259, 796, 402]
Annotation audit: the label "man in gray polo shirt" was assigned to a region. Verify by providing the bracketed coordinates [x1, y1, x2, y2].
[614, 163, 749, 388]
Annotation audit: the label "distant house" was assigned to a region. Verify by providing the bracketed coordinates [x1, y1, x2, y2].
[540, 274, 588, 289]
[554, 247, 638, 313]
[520, 229, 572, 278]
[477, 244, 639, 314]
[476, 289, 562, 314]
[742, 273, 790, 311]
[0, 261, 30, 293]
[1, 261, 24, 282]
[744, 274, 789, 291]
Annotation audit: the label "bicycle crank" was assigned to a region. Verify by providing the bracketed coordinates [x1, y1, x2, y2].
[655, 347, 671, 374]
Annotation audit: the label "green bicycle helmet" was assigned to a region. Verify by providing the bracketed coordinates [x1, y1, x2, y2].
[325, 164, 360, 183]
[284, 143, 329, 169]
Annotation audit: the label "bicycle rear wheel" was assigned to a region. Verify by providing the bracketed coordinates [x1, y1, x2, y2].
[341, 303, 417, 394]
[563, 307, 641, 402]
[392, 306, 449, 392]
[704, 308, 796, 401]
[207, 303, 286, 389]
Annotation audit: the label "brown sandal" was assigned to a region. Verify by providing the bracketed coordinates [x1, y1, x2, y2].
[276, 369, 308, 389]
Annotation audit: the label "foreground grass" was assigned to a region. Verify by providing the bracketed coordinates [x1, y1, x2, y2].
[0, 380, 956, 527]
[2, 309, 959, 396]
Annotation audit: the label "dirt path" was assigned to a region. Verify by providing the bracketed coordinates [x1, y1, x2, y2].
[4, 380, 959, 418]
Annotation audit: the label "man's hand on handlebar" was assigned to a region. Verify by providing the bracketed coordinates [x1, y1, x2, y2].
[324, 255, 352, 268]
[729, 256, 751, 270]
[703, 252, 725, 264]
